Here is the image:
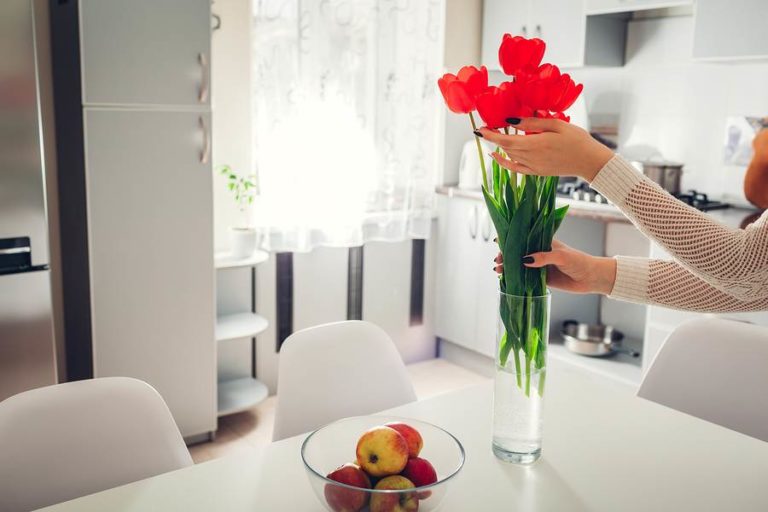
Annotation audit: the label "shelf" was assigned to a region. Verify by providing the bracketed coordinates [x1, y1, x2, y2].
[548, 336, 644, 387]
[214, 250, 269, 270]
[216, 312, 268, 341]
[217, 377, 269, 416]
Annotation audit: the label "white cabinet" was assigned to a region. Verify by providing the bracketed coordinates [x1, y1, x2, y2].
[586, 0, 691, 15]
[85, 109, 216, 438]
[434, 196, 499, 358]
[483, 0, 584, 68]
[79, 0, 211, 106]
[693, 0, 768, 61]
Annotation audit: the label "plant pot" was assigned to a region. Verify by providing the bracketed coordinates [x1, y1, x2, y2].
[492, 291, 551, 465]
[229, 227, 258, 259]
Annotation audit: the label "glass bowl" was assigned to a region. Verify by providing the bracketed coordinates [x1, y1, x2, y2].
[301, 416, 465, 512]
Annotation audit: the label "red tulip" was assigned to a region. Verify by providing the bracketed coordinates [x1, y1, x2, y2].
[476, 82, 534, 129]
[437, 65, 489, 114]
[498, 34, 546, 77]
[517, 64, 582, 113]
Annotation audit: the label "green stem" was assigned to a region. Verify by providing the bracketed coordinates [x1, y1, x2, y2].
[525, 357, 532, 397]
[538, 369, 547, 398]
[469, 112, 489, 191]
[513, 348, 522, 388]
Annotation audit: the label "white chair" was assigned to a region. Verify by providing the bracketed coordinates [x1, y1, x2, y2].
[638, 317, 768, 442]
[0, 377, 192, 512]
[273, 321, 417, 441]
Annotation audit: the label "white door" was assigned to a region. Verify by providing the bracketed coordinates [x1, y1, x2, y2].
[79, 0, 211, 106]
[693, 0, 768, 60]
[434, 197, 481, 349]
[481, 0, 531, 71]
[473, 209, 501, 358]
[529, 0, 586, 67]
[85, 109, 216, 437]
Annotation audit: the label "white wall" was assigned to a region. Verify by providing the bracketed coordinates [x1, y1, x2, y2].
[572, 13, 768, 206]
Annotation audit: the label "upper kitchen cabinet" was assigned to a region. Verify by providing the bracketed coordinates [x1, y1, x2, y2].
[79, 0, 211, 107]
[482, 0, 626, 68]
[693, 0, 768, 61]
[586, 0, 692, 15]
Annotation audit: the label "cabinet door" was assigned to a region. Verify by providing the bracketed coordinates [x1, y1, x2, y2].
[586, 0, 691, 15]
[85, 109, 215, 437]
[530, 0, 586, 67]
[80, 0, 211, 106]
[693, 0, 768, 60]
[473, 209, 501, 358]
[434, 197, 481, 349]
[481, 0, 530, 70]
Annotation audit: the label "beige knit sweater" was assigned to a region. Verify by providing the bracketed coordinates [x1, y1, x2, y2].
[590, 155, 768, 313]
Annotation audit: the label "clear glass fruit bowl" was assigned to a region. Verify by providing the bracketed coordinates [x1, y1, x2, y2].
[301, 416, 465, 512]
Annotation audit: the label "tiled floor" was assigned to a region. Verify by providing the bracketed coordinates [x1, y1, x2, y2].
[189, 358, 489, 463]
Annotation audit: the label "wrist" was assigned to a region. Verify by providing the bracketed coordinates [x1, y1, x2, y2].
[592, 256, 617, 295]
[580, 142, 614, 183]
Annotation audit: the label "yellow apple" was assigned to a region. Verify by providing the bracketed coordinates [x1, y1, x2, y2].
[355, 426, 409, 477]
[369, 475, 418, 512]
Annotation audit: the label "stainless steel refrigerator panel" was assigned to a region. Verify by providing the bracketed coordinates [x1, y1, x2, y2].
[0, 0, 49, 266]
[0, 269, 56, 401]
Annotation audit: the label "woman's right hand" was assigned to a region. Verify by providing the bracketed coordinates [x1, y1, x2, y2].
[494, 240, 617, 295]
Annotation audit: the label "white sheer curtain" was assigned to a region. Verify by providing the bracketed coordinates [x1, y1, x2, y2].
[251, 0, 443, 252]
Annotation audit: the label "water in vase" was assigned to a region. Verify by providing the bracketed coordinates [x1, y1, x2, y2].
[492, 364, 544, 464]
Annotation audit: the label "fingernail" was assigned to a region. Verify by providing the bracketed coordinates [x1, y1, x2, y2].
[473, 130, 483, 138]
[493, 237, 497, 242]
[522, 256, 534, 264]
[506, 118, 521, 125]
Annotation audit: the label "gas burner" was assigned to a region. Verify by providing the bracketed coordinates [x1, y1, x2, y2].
[673, 190, 731, 212]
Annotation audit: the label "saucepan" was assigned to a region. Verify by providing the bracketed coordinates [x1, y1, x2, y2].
[560, 320, 640, 358]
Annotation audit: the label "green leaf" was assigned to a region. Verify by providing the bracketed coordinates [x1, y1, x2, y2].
[482, 187, 508, 248]
[553, 205, 569, 232]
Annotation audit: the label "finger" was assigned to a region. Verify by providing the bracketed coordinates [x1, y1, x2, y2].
[494, 252, 503, 264]
[551, 239, 566, 249]
[489, 152, 533, 175]
[523, 249, 566, 268]
[494, 264, 503, 274]
[475, 128, 527, 150]
[511, 117, 565, 134]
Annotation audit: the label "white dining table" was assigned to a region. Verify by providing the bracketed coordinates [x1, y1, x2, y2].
[37, 359, 768, 512]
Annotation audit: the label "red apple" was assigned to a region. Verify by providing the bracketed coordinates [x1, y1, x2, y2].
[369, 475, 419, 512]
[384, 422, 423, 458]
[324, 463, 371, 512]
[401, 457, 437, 488]
[356, 426, 409, 477]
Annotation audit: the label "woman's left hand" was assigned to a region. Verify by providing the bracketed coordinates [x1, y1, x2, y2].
[477, 117, 614, 182]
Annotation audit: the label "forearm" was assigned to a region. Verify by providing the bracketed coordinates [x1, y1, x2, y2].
[590, 155, 768, 301]
[608, 256, 768, 313]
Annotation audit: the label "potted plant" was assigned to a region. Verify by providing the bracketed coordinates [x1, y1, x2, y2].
[219, 164, 259, 258]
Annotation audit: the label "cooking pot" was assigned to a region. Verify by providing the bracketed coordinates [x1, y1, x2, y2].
[633, 160, 684, 194]
[560, 320, 640, 358]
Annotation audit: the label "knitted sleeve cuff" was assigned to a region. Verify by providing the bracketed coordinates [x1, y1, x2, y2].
[609, 256, 650, 303]
[589, 155, 644, 208]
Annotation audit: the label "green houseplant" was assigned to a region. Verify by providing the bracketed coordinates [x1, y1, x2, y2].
[219, 164, 259, 258]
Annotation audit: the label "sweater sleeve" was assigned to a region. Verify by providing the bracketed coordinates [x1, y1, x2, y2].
[591, 155, 768, 302]
[609, 256, 768, 313]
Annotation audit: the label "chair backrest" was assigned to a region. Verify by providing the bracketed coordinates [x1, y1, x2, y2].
[273, 321, 417, 441]
[0, 377, 192, 512]
[638, 317, 768, 442]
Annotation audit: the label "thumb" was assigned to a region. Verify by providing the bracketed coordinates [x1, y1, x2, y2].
[509, 117, 564, 134]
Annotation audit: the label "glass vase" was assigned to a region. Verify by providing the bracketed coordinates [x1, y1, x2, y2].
[492, 291, 551, 464]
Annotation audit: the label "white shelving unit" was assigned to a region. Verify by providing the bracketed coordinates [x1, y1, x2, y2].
[215, 251, 270, 417]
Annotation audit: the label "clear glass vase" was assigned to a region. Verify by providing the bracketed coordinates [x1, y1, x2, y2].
[492, 291, 551, 464]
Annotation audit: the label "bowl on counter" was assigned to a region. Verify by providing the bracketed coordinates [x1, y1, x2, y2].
[301, 416, 465, 512]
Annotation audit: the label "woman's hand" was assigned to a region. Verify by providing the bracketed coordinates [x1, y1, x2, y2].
[494, 240, 617, 295]
[477, 118, 614, 182]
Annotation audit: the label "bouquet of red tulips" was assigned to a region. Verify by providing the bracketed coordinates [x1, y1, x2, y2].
[438, 35, 583, 396]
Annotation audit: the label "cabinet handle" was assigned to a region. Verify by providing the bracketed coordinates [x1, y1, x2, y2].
[198, 52, 209, 103]
[535, 24, 542, 37]
[521, 25, 527, 36]
[481, 212, 492, 242]
[199, 116, 210, 164]
[468, 205, 478, 240]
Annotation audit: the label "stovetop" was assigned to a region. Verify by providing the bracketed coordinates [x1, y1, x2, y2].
[556, 180, 730, 212]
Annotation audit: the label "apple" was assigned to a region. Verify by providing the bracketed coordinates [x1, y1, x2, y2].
[324, 463, 371, 512]
[369, 475, 418, 512]
[401, 457, 437, 488]
[356, 426, 409, 477]
[384, 422, 423, 458]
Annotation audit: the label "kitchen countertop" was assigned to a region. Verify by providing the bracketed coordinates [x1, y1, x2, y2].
[436, 185, 762, 228]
